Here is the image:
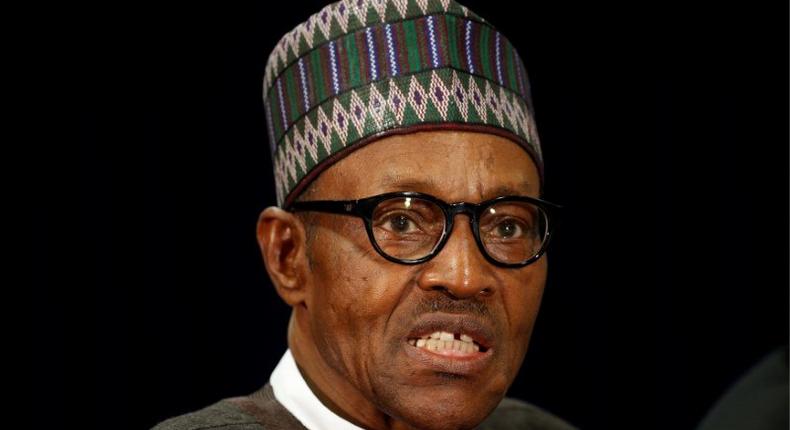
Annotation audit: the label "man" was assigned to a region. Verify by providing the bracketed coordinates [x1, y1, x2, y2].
[154, 0, 574, 429]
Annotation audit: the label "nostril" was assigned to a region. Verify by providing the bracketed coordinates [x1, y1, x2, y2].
[431, 285, 454, 297]
[424, 283, 491, 300]
[428, 285, 462, 301]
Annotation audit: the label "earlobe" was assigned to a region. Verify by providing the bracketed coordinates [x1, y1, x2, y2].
[256, 206, 309, 306]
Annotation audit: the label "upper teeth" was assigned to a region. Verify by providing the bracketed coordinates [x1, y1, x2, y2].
[408, 330, 480, 352]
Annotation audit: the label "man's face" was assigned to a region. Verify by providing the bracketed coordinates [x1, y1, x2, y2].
[296, 130, 547, 429]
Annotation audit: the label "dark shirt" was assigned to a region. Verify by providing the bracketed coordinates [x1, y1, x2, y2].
[152, 383, 576, 430]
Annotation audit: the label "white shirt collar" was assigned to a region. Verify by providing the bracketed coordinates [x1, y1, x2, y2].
[270, 349, 365, 430]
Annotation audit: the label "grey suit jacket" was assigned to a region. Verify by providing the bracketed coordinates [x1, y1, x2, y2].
[152, 383, 576, 430]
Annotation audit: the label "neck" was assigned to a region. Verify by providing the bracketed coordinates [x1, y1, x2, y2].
[287, 310, 417, 430]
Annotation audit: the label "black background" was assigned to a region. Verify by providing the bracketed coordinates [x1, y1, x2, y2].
[37, 0, 788, 429]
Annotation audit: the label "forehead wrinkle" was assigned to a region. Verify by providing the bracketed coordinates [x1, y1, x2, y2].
[376, 172, 442, 194]
[326, 130, 540, 200]
[466, 142, 537, 201]
[374, 172, 534, 202]
[465, 144, 479, 200]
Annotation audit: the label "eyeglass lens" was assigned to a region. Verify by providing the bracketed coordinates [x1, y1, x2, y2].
[370, 196, 548, 264]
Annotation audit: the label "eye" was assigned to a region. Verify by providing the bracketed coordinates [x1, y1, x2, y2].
[381, 213, 419, 234]
[495, 219, 523, 238]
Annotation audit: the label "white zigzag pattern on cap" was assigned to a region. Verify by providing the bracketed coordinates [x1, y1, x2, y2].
[272, 70, 535, 206]
[263, 0, 475, 98]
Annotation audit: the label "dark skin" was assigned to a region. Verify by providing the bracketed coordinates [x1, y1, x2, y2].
[256, 130, 547, 430]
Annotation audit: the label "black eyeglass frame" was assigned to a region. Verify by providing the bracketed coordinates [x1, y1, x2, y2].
[287, 191, 562, 268]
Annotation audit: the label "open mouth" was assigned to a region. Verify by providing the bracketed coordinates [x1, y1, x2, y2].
[403, 315, 495, 375]
[407, 330, 490, 354]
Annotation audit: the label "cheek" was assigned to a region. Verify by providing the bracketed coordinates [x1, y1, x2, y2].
[310, 217, 409, 322]
[306, 227, 411, 372]
[503, 259, 548, 353]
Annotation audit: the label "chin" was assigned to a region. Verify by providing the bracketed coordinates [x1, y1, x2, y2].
[396, 405, 497, 430]
[382, 384, 504, 430]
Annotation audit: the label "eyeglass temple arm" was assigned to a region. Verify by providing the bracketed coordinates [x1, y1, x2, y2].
[288, 199, 361, 216]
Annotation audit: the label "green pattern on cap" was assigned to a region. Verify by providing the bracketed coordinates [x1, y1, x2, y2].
[264, 0, 542, 206]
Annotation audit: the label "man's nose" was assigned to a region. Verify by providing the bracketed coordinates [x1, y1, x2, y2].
[415, 215, 497, 299]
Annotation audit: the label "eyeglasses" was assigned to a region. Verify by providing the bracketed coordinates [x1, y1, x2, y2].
[288, 191, 561, 268]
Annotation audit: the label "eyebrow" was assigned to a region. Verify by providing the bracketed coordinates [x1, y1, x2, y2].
[486, 183, 535, 198]
[377, 174, 535, 198]
[378, 174, 440, 192]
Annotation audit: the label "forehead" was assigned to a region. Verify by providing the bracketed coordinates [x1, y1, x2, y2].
[309, 130, 541, 202]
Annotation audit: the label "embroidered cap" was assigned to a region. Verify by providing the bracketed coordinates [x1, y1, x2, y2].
[264, 0, 543, 207]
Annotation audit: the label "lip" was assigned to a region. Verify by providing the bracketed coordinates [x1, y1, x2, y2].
[402, 313, 495, 376]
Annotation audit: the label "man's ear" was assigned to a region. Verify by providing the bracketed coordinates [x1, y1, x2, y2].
[256, 206, 310, 307]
